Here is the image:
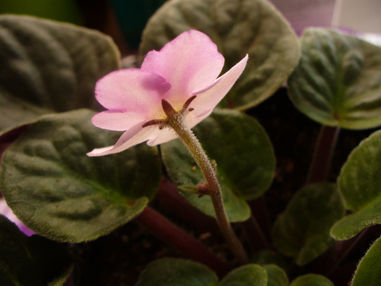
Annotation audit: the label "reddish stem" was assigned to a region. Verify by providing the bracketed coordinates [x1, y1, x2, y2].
[307, 125, 340, 184]
[135, 206, 231, 277]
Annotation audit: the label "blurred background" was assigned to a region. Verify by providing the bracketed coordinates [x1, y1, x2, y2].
[0, 0, 379, 57]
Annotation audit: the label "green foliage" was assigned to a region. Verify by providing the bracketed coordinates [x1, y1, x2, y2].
[262, 265, 288, 286]
[0, 109, 161, 242]
[161, 108, 275, 222]
[0, 15, 120, 134]
[352, 235, 381, 286]
[0, 215, 73, 286]
[272, 183, 345, 265]
[136, 258, 268, 286]
[332, 129, 381, 240]
[290, 274, 334, 286]
[140, 0, 300, 110]
[288, 28, 381, 129]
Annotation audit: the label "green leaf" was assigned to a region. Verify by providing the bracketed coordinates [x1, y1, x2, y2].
[290, 274, 334, 286]
[140, 0, 300, 110]
[218, 264, 267, 286]
[288, 28, 381, 129]
[0, 15, 120, 133]
[331, 129, 381, 240]
[161, 109, 275, 222]
[136, 258, 218, 286]
[352, 235, 381, 286]
[0, 109, 161, 242]
[262, 264, 288, 286]
[0, 215, 73, 286]
[272, 183, 345, 265]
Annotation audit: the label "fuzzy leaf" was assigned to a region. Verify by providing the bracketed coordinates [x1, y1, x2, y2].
[136, 258, 218, 286]
[288, 28, 381, 129]
[218, 264, 267, 286]
[272, 183, 345, 265]
[290, 274, 334, 286]
[262, 264, 288, 286]
[0, 109, 161, 242]
[331, 129, 381, 240]
[140, 0, 300, 110]
[352, 235, 381, 286]
[0, 215, 73, 286]
[0, 15, 120, 133]
[161, 109, 275, 222]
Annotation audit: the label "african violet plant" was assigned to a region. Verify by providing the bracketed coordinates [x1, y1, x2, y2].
[1, 0, 381, 285]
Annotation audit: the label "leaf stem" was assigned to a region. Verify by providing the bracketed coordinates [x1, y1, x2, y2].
[135, 206, 231, 277]
[166, 113, 249, 265]
[307, 125, 340, 184]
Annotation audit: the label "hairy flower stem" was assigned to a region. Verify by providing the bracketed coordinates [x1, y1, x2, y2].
[166, 110, 249, 265]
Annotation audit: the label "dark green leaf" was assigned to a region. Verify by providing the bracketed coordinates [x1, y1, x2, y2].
[218, 264, 267, 286]
[140, 0, 300, 110]
[0, 15, 120, 133]
[332, 129, 381, 240]
[136, 258, 218, 286]
[290, 274, 334, 286]
[0, 215, 73, 286]
[352, 235, 381, 286]
[262, 264, 288, 286]
[288, 28, 381, 129]
[0, 109, 161, 242]
[161, 109, 275, 222]
[272, 183, 345, 265]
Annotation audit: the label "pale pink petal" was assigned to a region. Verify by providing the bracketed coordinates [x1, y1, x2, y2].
[0, 198, 35, 236]
[95, 69, 171, 118]
[91, 110, 146, 131]
[141, 30, 224, 109]
[186, 55, 249, 128]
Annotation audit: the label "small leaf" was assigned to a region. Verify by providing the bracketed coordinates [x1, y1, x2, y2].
[0, 109, 161, 242]
[140, 0, 300, 110]
[288, 28, 381, 129]
[272, 183, 345, 265]
[331, 129, 381, 240]
[0, 215, 73, 286]
[0, 15, 120, 133]
[218, 264, 267, 286]
[161, 109, 275, 222]
[352, 235, 381, 286]
[290, 274, 334, 286]
[262, 264, 288, 286]
[136, 258, 218, 286]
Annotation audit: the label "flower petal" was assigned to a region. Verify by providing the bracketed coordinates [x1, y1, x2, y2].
[91, 110, 146, 131]
[186, 55, 249, 128]
[87, 123, 178, 156]
[95, 69, 171, 118]
[141, 30, 224, 109]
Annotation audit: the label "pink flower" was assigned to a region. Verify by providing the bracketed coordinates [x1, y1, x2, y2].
[0, 198, 35, 236]
[88, 30, 248, 156]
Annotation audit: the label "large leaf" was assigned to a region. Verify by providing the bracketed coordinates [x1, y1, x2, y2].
[0, 109, 161, 242]
[272, 183, 345, 265]
[0, 215, 73, 286]
[136, 258, 218, 286]
[331, 129, 381, 240]
[352, 235, 381, 286]
[288, 28, 381, 129]
[290, 274, 334, 286]
[161, 108, 275, 222]
[0, 15, 120, 133]
[139, 0, 300, 110]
